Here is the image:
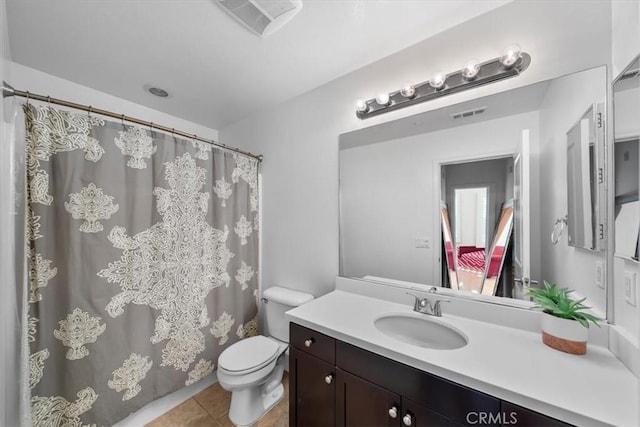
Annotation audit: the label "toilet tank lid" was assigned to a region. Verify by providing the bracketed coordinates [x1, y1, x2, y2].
[263, 286, 314, 306]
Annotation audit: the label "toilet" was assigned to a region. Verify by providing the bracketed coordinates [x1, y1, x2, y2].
[217, 286, 314, 426]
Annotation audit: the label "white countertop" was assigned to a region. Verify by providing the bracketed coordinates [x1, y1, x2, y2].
[286, 290, 639, 427]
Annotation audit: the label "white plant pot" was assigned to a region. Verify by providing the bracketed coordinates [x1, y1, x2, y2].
[540, 312, 588, 355]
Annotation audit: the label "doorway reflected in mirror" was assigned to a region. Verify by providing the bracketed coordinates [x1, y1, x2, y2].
[440, 158, 514, 296]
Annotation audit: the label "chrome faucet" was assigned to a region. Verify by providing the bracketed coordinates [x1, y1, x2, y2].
[406, 291, 450, 317]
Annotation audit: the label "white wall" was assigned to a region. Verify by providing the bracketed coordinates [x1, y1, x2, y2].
[611, 0, 640, 78]
[340, 112, 538, 285]
[221, 1, 612, 298]
[4, 62, 221, 426]
[8, 63, 219, 140]
[538, 67, 608, 315]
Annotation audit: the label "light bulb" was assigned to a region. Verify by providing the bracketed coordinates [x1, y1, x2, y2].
[400, 82, 416, 98]
[376, 93, 390, 106]
[356, 99, 369, 113]
[500, 44, 522, 68]
[429, 72, 446, 90]
[461, 59, 480, 80]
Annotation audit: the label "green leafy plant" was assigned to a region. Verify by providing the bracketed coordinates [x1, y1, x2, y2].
[528, 281, 601, 328]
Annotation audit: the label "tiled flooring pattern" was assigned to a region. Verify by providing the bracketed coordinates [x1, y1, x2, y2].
[146, 373, 289, 427]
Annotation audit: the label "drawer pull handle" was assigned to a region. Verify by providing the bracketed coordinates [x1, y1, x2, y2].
[324, 374, 333, 384]
[403, 413, 413, 426]
[304, 338, 314, 347]
[388, 406, 398, 419]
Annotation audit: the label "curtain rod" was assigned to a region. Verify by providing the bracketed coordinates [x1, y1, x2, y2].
[1, 81, 263, 162]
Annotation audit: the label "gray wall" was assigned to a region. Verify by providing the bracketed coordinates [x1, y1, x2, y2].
[444, 157, 512, 250]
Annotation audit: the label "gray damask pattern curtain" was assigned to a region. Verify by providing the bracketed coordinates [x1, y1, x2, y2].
[24, 104, 259, 426]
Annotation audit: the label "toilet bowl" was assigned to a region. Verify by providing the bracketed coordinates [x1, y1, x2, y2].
[217, 286, 314, 426]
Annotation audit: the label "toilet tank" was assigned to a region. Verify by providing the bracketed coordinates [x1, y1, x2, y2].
[263, 286, 314, 343]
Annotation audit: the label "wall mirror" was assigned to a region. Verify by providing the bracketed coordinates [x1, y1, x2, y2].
[613, 55, 639, 263]
[566, 104, 604, 251]
[339, 65, 609, 314]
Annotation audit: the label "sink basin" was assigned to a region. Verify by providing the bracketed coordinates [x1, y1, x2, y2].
[374, 314, 468, 350]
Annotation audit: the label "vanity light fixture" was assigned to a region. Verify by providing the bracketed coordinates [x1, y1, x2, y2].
[355, 47, 531, 119]
[375, 92, 391, 106]
[429, 71, 447, 90]
[400, 81, 416, 98]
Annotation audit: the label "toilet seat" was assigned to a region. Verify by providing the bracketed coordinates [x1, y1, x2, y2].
[218, 336, 280, 375]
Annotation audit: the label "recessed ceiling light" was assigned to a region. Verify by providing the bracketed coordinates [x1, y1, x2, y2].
[148, 87, 169, 97]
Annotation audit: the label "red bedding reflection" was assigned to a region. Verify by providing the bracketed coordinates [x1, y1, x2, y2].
[457, 246, 485, 271]
[486, 246, 504, 277]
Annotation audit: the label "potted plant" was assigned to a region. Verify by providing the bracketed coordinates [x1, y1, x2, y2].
[528, 281, 601, 355]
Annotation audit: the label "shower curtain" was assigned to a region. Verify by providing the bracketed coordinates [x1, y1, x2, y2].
[24, 104, 259, 426]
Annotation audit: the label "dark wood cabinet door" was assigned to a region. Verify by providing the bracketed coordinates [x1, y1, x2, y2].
[336, 368, 401, 427]
[402, 397, 466, 427]
[290, 347, 335, 427]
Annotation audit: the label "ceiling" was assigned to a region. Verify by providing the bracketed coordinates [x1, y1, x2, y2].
[6, 0, 509, 129]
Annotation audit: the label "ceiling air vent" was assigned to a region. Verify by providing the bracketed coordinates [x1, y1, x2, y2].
[450, 107, 487, 120]
[217, 0, 303, 37]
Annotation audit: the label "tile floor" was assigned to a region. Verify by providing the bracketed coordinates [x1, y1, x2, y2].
[146, 373, 289, 427]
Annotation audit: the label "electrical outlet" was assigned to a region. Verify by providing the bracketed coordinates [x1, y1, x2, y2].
[414, 238, 430, 249]
[595, 261, 605, 289]
[624, 271, 637, 307]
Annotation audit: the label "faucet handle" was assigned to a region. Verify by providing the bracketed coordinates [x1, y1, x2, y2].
[432, 299, 450, 316]
[405, 292, 428, 310]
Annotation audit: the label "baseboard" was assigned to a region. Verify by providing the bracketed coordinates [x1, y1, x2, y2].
[113, 372, 218, 427]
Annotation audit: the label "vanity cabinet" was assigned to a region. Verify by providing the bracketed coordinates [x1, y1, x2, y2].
[289, 323, 572, 427]
[290, 347, 335, 426]
[336, 369, 462, 426]
[289, 323, 337, 427]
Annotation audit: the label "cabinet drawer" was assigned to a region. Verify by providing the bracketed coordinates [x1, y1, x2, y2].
[290, 323, 335, 363]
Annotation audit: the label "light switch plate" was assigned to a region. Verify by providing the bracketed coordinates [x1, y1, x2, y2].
[414, 238, 430, 249]
[624, 271, 636, 307]
[595, 261, 605, 289]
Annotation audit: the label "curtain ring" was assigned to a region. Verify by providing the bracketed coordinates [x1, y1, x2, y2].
[149, 122, 154, 131]
[171, 128, 175, 137]
[88, 105, 93, 118]
[26, 91, 30, 106]
[46, 96, 51, 109]
[121, 113, 125, 126]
